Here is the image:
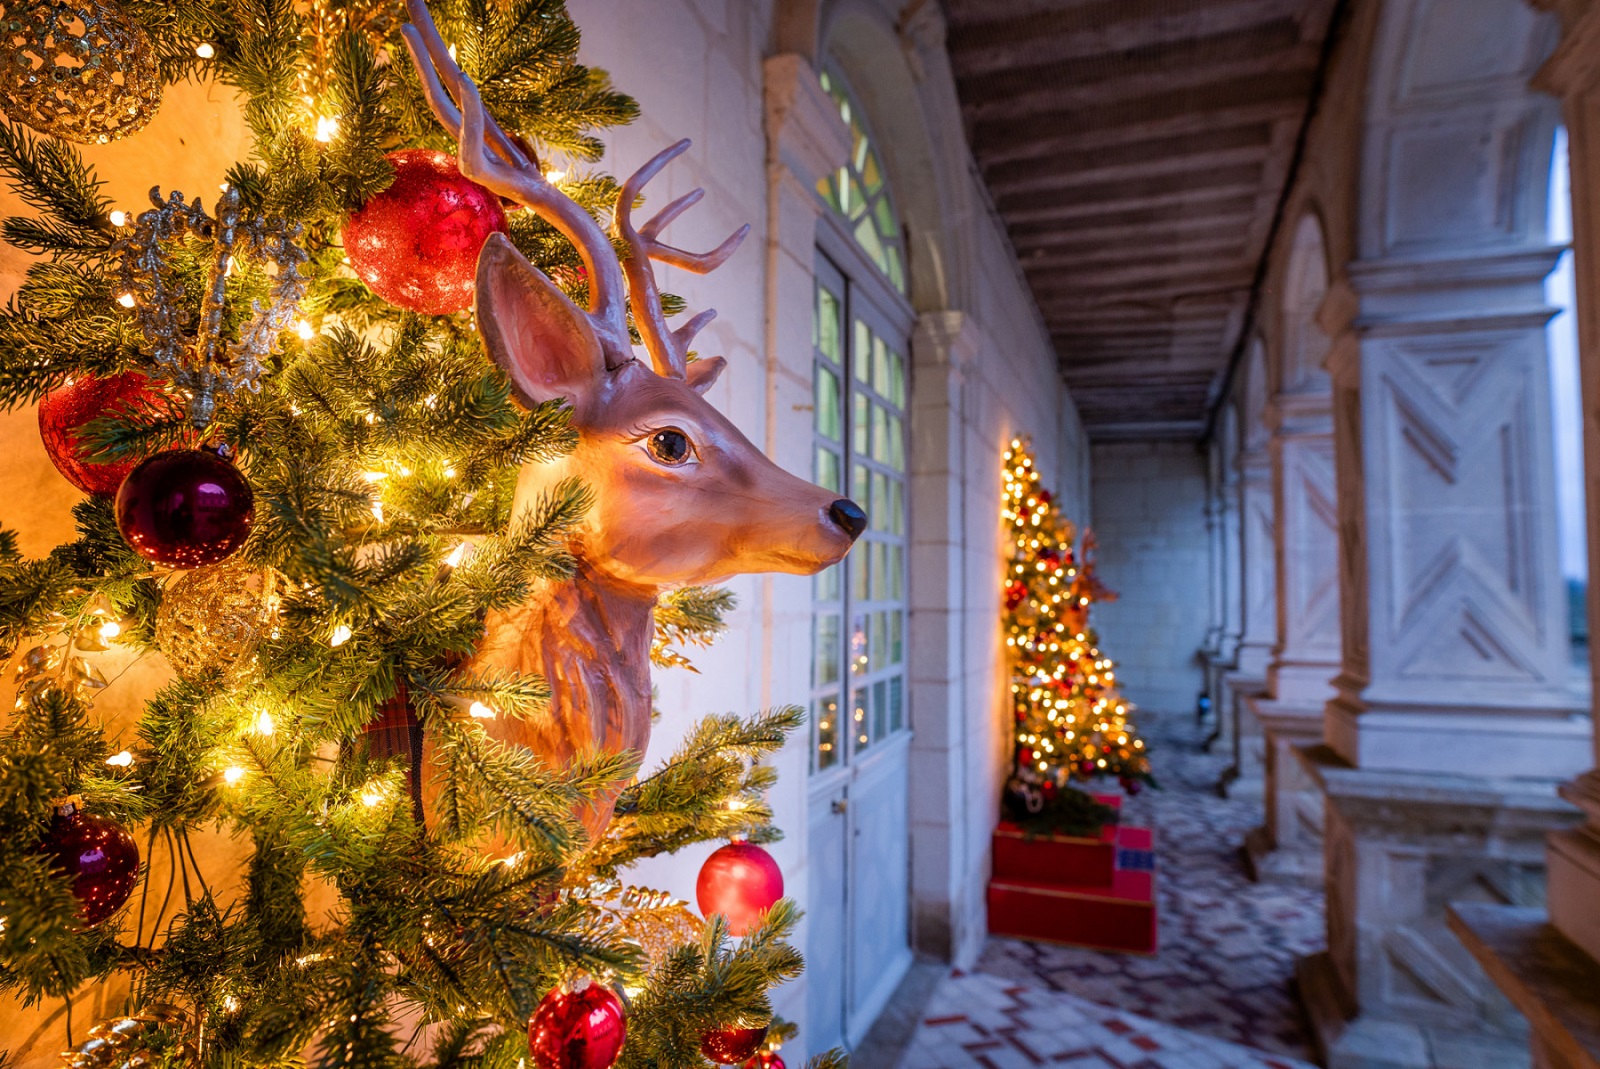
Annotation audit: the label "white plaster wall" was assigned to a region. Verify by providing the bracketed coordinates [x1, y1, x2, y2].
[1088, 442, 1211, 716]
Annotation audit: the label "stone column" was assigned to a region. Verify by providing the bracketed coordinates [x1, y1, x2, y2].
[1245, 386, 1342, 883]
[1224, 443, 1276, 797]
[1452, 7, 1600, 1069]
[907, 310, 983, 966]
[1294, 6, 1593, 1064]
[1205, 428, 1245, 753]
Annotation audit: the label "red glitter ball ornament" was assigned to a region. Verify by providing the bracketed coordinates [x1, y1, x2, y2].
[37, 371, 164, 494]
[344, 149, 508, 314]
[700, 1025, 768, 1065]
[40, 799, 139, 928]
[527, 981, 627, 1069]
[115, 448, 253, 567]
[696, 841, 783, 937]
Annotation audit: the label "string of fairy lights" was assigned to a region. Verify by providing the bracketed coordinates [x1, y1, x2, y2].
[1002, 438, 1152, 788]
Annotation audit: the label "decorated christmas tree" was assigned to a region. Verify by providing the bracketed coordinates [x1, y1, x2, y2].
[1000, 438, 1153, 834]
[0, 1, 853, 1066]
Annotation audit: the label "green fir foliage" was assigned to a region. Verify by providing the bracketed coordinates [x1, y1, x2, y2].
[0, 0, 839, 1065]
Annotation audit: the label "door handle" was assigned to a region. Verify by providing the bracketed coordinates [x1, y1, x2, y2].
[831, 798, 848, 814]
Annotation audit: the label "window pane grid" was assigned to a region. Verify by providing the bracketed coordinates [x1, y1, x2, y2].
[811, 274, 909, 774]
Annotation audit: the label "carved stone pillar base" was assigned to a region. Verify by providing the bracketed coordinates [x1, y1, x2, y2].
[1222, 671, 1270, 799]
[1448, 904, 1600, 1069]
[1203, 650, 1239, 755]
[1548, 773, 1600, 965]
[1296, 746, 1582, 1069]
[1242, 697, 1324, 885]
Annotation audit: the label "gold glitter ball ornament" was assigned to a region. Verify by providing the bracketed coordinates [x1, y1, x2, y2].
[2, 0, 162, 144]
[58, 1003, 197, 1069]
[155, 559, 281, 684]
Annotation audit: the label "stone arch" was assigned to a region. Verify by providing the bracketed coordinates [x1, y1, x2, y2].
[1242, 335, 1271, 454]
[1280, 212, 1331, 396]
[815, 0, 966, 313]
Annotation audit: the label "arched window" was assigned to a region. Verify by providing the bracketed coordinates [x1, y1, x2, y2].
[1547, 126, 1588, 654]
[818, 68, 907, 294]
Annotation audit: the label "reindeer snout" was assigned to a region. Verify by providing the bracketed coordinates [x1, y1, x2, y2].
[828, 499, 868, 540]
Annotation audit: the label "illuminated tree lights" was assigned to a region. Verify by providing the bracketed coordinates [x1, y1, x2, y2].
[1001, 438, 1154, 798]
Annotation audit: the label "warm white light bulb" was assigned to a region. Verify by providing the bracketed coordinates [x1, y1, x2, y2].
[330, 625, 352, 647]
[255, 711, 274, 736]
[117, 293, 136, 309]
[223, 766, 246, 785]
[99, 620, 121, 640]
[109, 210, 127, 227]
[444, 542, 469, 568]
[195, 42, 216, 59]
[295, 319, 314, 340]
[314, 115, 339, 143]
[105, 750, 133, 767]
[469, 701, 495, 719]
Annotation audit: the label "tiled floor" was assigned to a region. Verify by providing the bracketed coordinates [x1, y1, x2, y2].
[896, 970, 1317, 1069]
[898, 713, 1327, 1067]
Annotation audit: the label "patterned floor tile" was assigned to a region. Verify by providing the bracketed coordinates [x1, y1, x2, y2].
[896, 971, 1318, 1069]
[975, 715, 1325, 1060]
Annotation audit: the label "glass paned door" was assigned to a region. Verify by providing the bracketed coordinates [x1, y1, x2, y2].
[811, 257, 908, 772]
[807, 252, 913, 1056]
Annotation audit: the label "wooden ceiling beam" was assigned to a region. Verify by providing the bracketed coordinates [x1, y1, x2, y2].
[962, 35, 1318, 120]
[948, 0, 1313, 75]
[976, 99, 1306, 166]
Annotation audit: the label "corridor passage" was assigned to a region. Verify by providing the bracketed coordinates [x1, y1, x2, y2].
[899, 715, 1325, 1068]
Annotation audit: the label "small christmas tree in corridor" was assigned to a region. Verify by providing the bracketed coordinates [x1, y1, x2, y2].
[1001, 438, 1154, 834]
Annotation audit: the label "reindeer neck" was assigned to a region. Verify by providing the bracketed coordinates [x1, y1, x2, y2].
[475, 562, 659, 764]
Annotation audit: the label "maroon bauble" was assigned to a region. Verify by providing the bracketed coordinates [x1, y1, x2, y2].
[743, 1052, 785, 1069]
[115, 449, 253, 567]
[344, 149, 508, 314]
[700, 1026, 768, 1065]
[38, 371, 164, 494]
[696, 841, 783, 937]
[1120, 775, 1144, 796]
[40, 800, 139, 928]
[528, 982, 627, 1069]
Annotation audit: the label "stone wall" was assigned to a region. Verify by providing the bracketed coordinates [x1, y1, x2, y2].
[1087, 441, 1211, 716]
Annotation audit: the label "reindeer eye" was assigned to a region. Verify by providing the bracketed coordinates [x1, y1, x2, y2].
[646, 428, 693, 466]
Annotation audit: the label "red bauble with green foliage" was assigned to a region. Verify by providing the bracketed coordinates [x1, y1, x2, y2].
[343, 148, 508, 314]
[37, 371, 163, 494]
[696, 840, 783, 937]
[527, 981, 627, 1069]
[700, 1025, 768, 1065]
[40, 799, 139, 928]
[115, 448, 253, 567]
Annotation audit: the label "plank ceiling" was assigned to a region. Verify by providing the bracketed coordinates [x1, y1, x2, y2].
[945, 0, 1341, 439]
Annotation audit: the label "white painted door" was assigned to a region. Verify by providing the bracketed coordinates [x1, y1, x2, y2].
[806, 255, 913, 1053]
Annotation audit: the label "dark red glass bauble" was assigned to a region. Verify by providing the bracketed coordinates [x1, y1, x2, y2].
[527, 982, 627, 1069]
[344, 149, 508, 314]
[38, 371, 164, 495]
[115, 449, 253, 567]
[700, 1025, 768, 1065]
[41, 800, 139, 928]
[1120, 775, 1144, 796]
[743, 1053, 785, 1069]
[696, 841, 783, 937]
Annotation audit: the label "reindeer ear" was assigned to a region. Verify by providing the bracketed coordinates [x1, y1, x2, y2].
[475, 233, 606, 407]
[684, 356, 726, 395]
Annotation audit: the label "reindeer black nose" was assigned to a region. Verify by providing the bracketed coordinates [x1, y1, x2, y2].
[828, 499, 868, 540]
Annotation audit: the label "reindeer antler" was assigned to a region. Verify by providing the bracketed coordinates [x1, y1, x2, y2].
[615, 142, 749, 378]
[401, 0, 747, 380]
[400, 0, 632, 365]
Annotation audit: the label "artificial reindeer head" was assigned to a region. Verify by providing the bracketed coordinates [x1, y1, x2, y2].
[401, 2, 863, 829]
[401, 1, 866, 598]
